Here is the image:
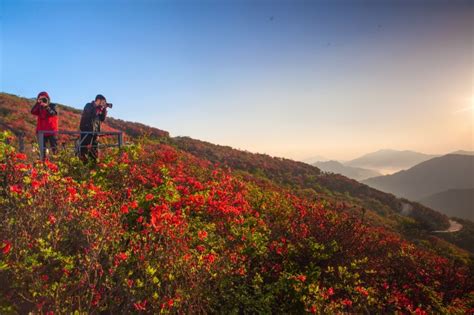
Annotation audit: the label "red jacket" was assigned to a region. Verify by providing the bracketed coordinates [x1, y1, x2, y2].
[31, 103, 58, 136]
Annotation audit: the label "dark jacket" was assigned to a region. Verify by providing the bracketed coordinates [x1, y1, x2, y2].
[79, 102, 107, 132]
[31, 103, 58, 136]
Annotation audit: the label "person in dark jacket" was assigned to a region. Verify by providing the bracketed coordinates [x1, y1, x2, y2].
[79, 94, 108, 162]
[31, 91, 58, 158]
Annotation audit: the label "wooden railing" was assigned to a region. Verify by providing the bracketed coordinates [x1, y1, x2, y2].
[37, 131, 123, 160]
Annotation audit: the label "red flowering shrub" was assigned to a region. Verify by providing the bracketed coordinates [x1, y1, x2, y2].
[0, 131, 473, 314]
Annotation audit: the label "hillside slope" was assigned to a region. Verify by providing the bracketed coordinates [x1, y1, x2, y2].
[2, 93, 470, 248]
[1, 133, 473, 313]
[420, 189, 474, 221]
[171, 136, 451, 233]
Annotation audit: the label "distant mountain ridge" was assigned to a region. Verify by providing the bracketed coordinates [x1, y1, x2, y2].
[363, 154, 474, 221]
[346, 149, 438, 174]
[363, 154, 474, 200]
[450, 150, 474, 156]
[313, 160, 382, 181]
[302, 155, 328, 164]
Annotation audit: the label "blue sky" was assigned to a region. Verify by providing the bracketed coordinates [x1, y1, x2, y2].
[1, 0, 473, 160]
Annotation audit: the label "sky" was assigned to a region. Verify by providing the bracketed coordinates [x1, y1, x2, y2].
[1, 0, 473, 161]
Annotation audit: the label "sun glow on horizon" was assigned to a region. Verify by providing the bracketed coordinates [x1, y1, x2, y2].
[453, 96, 474, 115]
[454, 105, 474, 114]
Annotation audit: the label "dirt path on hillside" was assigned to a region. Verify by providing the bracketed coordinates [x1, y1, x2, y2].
[433, 219, 463, 233]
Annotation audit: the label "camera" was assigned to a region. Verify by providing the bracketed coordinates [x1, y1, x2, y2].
[105, 103, 113, 108]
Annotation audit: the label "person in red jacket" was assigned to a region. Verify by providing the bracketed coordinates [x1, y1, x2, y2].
[31, 91, 58, 157]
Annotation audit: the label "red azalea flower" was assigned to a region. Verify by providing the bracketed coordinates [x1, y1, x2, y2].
[15, 153, 27, 160]
[67, 187, 77, 195]
[1, 241, 11, 254]
[342, 299, 353, 307]
[49, 215, 57, 225]
[204, 253, 216, 264]
[183, 253, 192, 261]
[31, 180, 41, 190]
[120, 204, 129, 214]
[150, 212, 160, 229]
[9, 185, 22, 194]
[415, 307, 427, 315]
[14, 163, 29, 171]
[355, 286, 369, 296]
[145, 193, 154, 201]
[114, 252, 128, 266]
[45, 160, 58, 172]
[198, 230, 208, 240]
[133, 300, 147, 311]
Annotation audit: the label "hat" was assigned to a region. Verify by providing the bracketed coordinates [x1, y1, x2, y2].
[95, 94, 106, 101]
[37, 91, 50, 100]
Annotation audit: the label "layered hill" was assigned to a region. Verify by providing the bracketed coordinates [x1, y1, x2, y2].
[1, 92, 473, 313]
[451, 150, 474, 156]
[420, 189, 474, 222]
[346, 149, 438, 174]
[363, 154, 474, 201]
[312, 160, 381, 181]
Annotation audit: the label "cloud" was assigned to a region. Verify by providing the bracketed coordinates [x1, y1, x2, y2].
[453, 105, 474, 114]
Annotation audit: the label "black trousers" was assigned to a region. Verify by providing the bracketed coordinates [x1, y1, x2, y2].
[79, 133, 99, 162]
[39, 135, 57, 158]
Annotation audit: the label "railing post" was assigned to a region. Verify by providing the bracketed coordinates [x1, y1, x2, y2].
[18, 132, 25, 153]
[118, 132, 123, 148]
[38, 131, 45, 160]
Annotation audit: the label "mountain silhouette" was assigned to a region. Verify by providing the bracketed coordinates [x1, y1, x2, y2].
[346, 149, 438, 174]
[363, 154, 474, 200]
[420, 188, 474, 221]
[363, 154, 474, 221]
[313, 160, 382, 181]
